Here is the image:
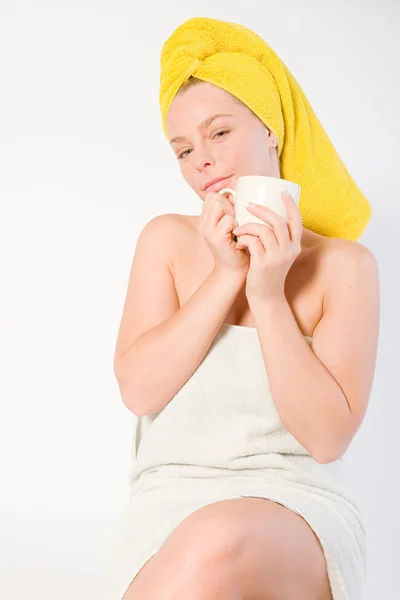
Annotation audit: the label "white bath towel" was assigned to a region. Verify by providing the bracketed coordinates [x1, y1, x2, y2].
[96, 322, 367, 600]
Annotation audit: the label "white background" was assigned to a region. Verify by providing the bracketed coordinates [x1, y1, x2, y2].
[1, 1, 398, 598]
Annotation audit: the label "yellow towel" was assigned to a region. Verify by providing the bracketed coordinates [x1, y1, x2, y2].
[159, 17, 372, 241]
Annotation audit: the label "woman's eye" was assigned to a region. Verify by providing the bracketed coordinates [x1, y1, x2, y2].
[178, 149, 191, 159]
[213, 130, 228, 138]
[177, 131, 229, 160]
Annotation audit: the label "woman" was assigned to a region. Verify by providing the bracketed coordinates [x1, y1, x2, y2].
[99, 17, 380, 600]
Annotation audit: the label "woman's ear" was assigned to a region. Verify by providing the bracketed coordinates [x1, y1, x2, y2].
[265, 127, 278, 149]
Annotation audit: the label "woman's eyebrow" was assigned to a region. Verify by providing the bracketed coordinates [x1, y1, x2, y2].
[169, 113, 234, 144]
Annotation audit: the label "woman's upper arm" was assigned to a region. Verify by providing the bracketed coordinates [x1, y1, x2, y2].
[312, 241, 380, 430]
[113, 214, 181, 366]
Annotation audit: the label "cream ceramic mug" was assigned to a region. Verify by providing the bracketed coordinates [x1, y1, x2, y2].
[218, 176, 300, 228]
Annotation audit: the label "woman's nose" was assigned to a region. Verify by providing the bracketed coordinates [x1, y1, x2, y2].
[194, 145, 216, 170]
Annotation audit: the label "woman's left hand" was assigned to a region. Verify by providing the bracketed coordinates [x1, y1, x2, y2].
[232, 191, 303, 305]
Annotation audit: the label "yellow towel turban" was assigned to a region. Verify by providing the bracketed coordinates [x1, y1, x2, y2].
[159, 17, 372, 240]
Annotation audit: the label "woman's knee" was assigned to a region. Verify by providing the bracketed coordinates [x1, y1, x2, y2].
[165, 508, 243, 571]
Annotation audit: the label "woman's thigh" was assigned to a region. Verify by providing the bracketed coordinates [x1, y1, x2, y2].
[122, 497, 333, 600]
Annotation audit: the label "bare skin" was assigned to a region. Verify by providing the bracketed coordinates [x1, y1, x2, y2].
[121, 217, 335, 600]
[121, 81, 341, 599]
[172, 213, 331, 336]
[123, 498, 333, 600]
[165, 79, 335, 336]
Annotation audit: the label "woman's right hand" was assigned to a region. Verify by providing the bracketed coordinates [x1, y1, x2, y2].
[196, 190, 250, 276]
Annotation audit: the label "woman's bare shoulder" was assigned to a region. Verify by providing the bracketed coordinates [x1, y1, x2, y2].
[160, 214, 374, 271]
[152, 212, 201, 256]
[158, 212, 197, 228]
[160, 213, 200, 239]
[318, 234, 374, 263]
[313, 234, 377, 307]
[145, 212, 196, 236]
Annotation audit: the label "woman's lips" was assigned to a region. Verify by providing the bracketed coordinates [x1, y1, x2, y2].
[204, 176, 233, 193]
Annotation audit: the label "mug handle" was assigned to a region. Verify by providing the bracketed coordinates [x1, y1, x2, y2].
[218, 188, 236, 199]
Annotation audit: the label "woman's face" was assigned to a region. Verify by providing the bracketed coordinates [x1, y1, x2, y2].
[166, 82, 280, 200]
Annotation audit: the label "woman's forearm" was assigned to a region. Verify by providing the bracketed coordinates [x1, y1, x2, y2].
[115, 268, 246, 416]
[251, 296, 352, 463]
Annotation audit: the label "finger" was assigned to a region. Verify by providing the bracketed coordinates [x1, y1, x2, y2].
[233, 224, 277, 251]
[236, 234, 265, 263]
[233, 223, 270, 236]
[256, 225, 280, 252]
[204, 190, 232, 212]
[217, 192, 235, 215]
[281, 190, 297, 217]
[244, 200, 295, 250]
[206, 192, 235, 227]
[281, 191, 303, 245]
[245, 202, 287, 227]
[235, 223, 278, 251]
[265, 219, 291, 251]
